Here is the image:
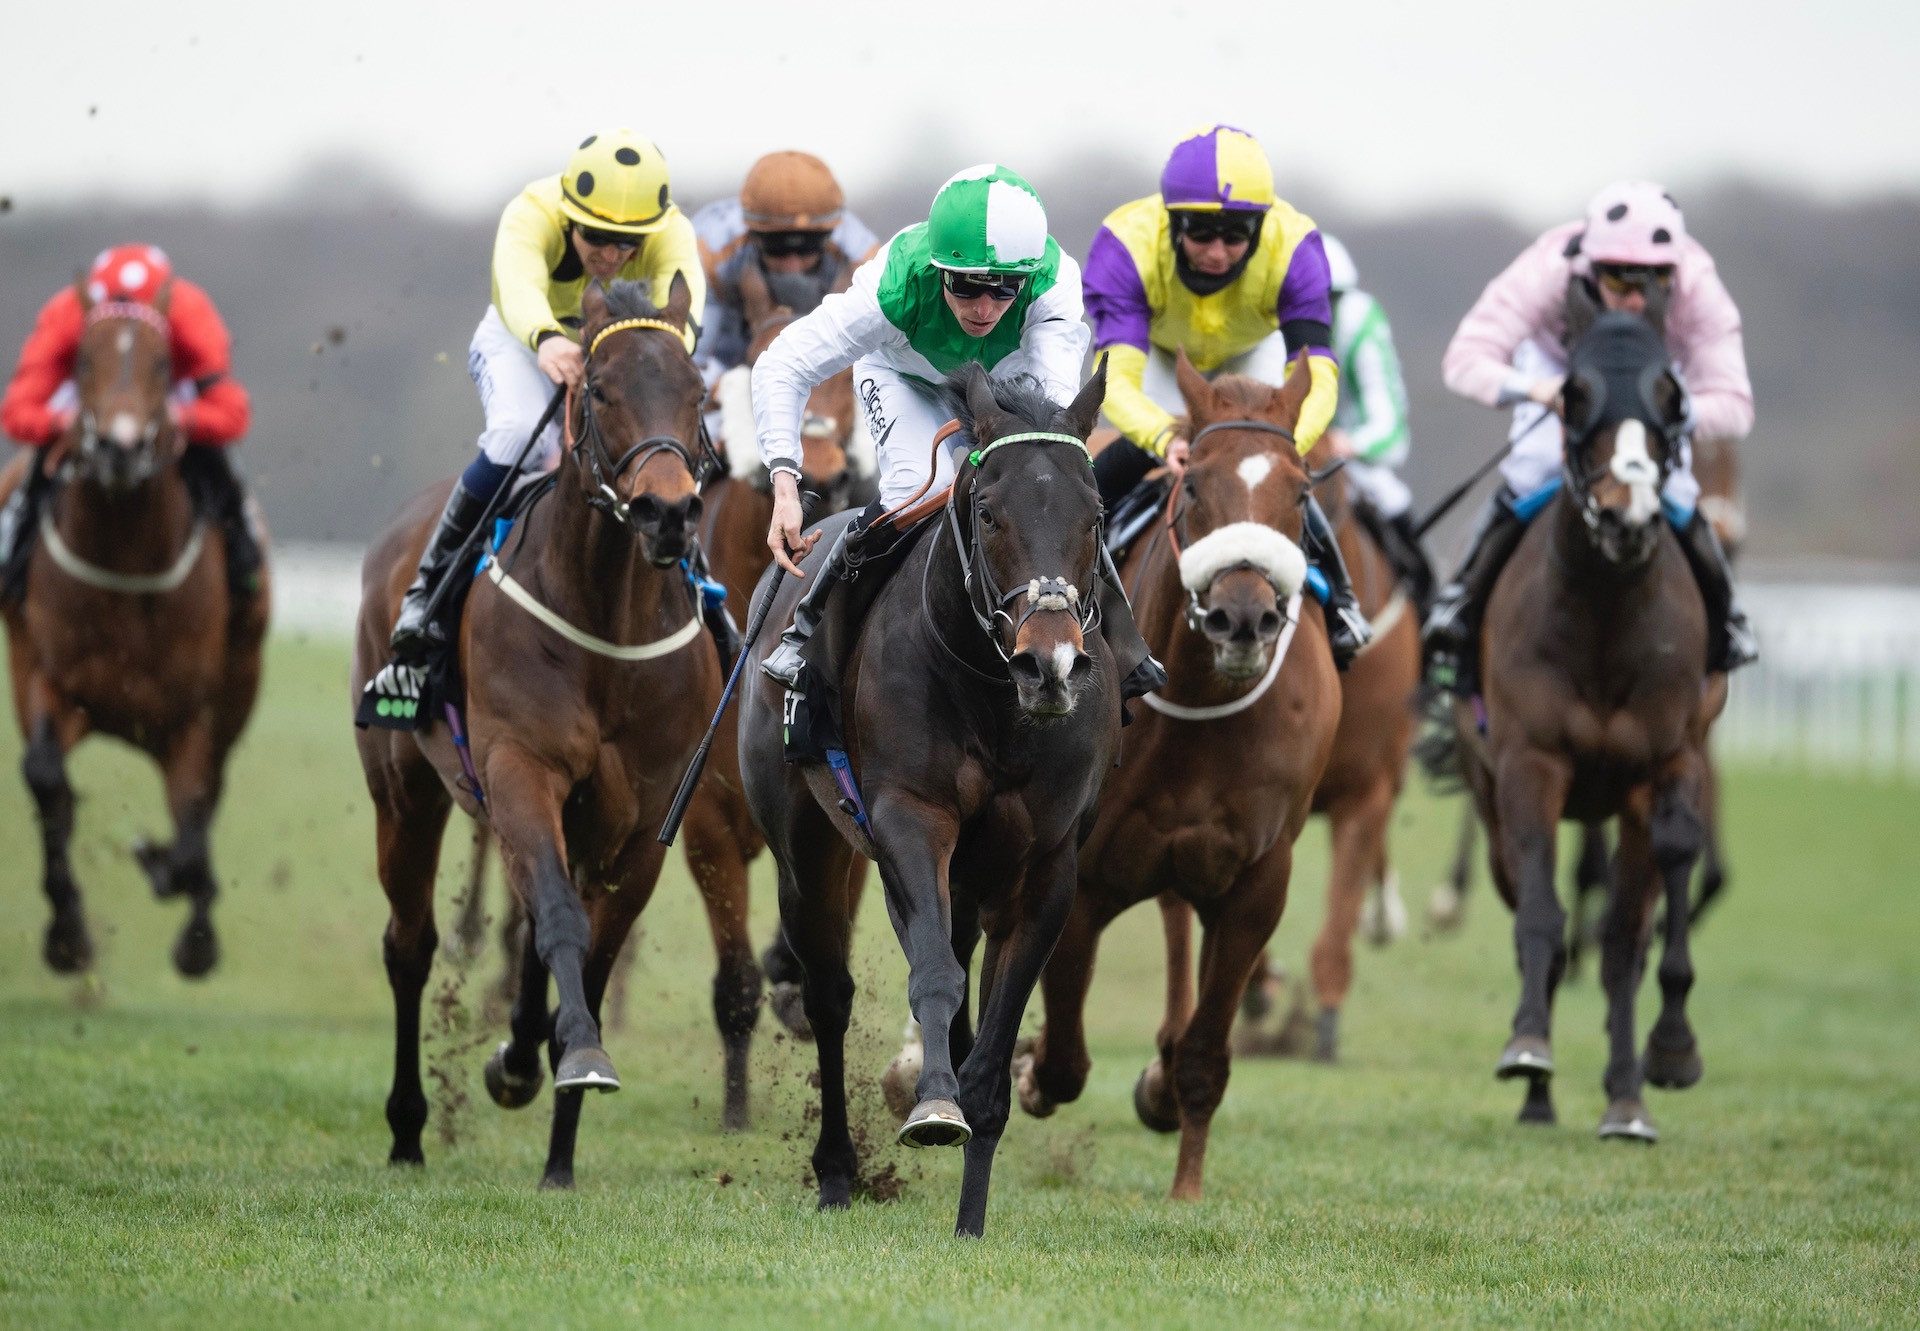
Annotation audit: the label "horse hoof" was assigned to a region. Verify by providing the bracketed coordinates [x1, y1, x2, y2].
[1597, 1099, 1659, 1143]
[768, 981, 813, 1041]
[42, 917, 95, 974]
[880, 1039, 923, 1121]
[538, 1168, 575, 1191]
[388, 1143, 425, 1167]
[1013, 1045, 1056, 1119]
[1644, 1041, 1704, 1090]
[818, 1177, 853, 1210]
[1313, 1009, 1339, 1064]
[484, 1041, 545, 1109]
[1132, 1059, 1180, 1135]
[1496, 1035, 1553, 1080]
[554, 1046, 620, 1093]
[171, 920, 219, 978]
[898, 1098, 970, 1148]
[1425, 884, 1465, 933]
[133, 838, 176, 899]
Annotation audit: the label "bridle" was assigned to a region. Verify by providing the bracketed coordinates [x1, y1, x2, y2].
[1161, 417, 1300, 632]
[1558, 364, 1685, 551]
[569, 316, 722, 528]
[67, 306, 179, 487]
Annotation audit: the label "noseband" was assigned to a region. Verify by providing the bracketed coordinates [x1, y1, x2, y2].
[571, 317, 722, 527]
[1163, 418, 1298, 631]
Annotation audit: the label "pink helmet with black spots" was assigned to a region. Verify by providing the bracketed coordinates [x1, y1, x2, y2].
[1580, 181, 1685, 267]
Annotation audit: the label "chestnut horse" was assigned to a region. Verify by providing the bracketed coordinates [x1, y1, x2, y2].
[353, 277, 720, 1187]
[1015, 352, 1341, 1201]
[3, 286, 268, 977]
[1456, 311, 1723, 1141]
[740, 365, 1117, 1236]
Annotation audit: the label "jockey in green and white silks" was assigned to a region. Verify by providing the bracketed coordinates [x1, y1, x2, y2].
[753, 164, 1164, 707]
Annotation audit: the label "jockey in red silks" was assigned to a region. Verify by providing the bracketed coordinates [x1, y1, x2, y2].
[0, 244, 260, 605]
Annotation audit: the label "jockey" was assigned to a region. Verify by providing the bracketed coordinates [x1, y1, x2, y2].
[755, 163, 1164, 702]
[0, 244, 259, 607]
[387, 128, 732, 665]
[1321, 234, 1434, 611]
[1082, 124, 1371, 669]
[1425, 181, 1758, 694]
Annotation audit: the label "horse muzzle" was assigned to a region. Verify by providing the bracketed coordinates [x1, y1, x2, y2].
[1008, 581, 1094, 718]
[1196, 566, 1284, 679]
[627, 492, 703, 566]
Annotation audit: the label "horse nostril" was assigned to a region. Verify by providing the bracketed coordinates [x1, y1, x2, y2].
[1067, 653, 1094, 684]
[629, 495, 664, 527]
[1258, 610, 1283, 640]
[681, 495, 703, 528]
[1008, 653, 1045, 691]
[1203, 608, 1233, 640]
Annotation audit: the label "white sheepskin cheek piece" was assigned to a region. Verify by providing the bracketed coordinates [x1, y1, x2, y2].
[1178, 521, 1307, 598]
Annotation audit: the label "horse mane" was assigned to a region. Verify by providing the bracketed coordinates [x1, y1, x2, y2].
[1206, 374, 1282, 415]
[938, 371, 1062, 437]
[600, 279, 672, 323]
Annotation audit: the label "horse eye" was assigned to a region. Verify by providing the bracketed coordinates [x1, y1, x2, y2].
[978, 505, 997, 528]
[589, 381, 608, 403]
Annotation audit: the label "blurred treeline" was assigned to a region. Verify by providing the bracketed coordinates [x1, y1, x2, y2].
[4, 157, 1916, 564]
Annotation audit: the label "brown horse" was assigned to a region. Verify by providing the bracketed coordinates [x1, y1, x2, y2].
[353, 277, 720, 1187]
[3, 286, 268, 977]
[1015, 352, 1342, 1201]
[1457, 311, 1723, 1141]
[740, 365, 1117, 1236]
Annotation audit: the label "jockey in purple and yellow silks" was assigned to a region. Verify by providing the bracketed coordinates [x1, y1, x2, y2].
[1083, 124, 1370, 667]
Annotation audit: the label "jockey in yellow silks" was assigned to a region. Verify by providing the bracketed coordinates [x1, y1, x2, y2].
[1083, 124, 1369, 667]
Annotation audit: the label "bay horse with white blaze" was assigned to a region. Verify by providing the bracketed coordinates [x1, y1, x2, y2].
[740, 364, 1117, 1236]
[1015, 352, 1341, 1201]
[353, 277, 720, 1187]
[3, 284, 268, 977]
[1457, 311, 1723, 1141]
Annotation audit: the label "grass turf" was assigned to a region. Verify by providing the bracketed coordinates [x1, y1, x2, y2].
[0, 633, 1914, 1329]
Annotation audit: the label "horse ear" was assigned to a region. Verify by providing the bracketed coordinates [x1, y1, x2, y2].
[73, 270, 92, 313]
[1173, 347, 1212, 422]
[663, 270, 693, 329]
[1563, 372, 1595, 438]
[1274, 349, 1314, 422]
[152, 277, 175, 316]
[1060, 359, 1108, 441]
[581, 279, 610, 327]
[962, 362, 1003, 439]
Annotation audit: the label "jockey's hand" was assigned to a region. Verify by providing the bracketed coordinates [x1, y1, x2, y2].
[768, 470, 818, 578]
[537, 337, 586, 389]
[1526, 375, 1566, 413]
[1163, 436, 1191, 477]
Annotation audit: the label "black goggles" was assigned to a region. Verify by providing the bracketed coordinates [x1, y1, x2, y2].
[1593, 264, 1676, 297]
[757, 230, 830, 258]
[1174, 212, 1260, 246]
[577, 225, 642, 252]
[942, 270, 1025, 301]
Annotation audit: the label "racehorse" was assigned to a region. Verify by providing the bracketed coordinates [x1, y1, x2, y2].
[353, 277, 720, 1187]
[1454, 311, 1724, 1140]
[3, 282, 269, 977]
[739, 363, 1116, 1236]
[1014, 352, 1341, 1201]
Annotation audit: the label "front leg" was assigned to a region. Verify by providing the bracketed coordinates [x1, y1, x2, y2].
[19, 690, 92, 973]
[152, 716, 229, 978]
[1492, 745, 1572, 1115]
[1644, 756, 1707, 1094]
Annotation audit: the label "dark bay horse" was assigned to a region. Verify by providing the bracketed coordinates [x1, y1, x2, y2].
[1014, 352, 1341, 1201]
[353, 277, 720, 1187]
[1456, 311, 1724, 1141]
[740, 363, 1116, 1236]
[3, 286, 269, 977]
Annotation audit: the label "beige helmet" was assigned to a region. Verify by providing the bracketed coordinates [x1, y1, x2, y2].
[740, 151, 844, 233]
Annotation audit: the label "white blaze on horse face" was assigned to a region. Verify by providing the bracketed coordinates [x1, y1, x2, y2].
[1051, 643, 1078, 683]
[1609, 420, 1662, 526]
[115, 329, 134, 356]
[108, 412, 142, 448]
[1237, 454, 1273, 495]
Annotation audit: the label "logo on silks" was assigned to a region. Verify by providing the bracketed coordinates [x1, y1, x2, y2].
[858, 377, 889, 446]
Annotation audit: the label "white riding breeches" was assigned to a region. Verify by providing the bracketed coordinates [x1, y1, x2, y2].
[853, 357, 970, 509]
[469, 307, 565, 472]
[1500, 337, 1699, 515]
[1346, 459, 1413, 518]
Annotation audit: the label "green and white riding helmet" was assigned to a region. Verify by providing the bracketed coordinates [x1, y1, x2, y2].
[925, 164, 1051, 275]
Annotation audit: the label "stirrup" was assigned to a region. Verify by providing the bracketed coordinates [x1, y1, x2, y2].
[761, 635, 806, 688]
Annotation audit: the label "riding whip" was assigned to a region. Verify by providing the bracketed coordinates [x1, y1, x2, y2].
[658, 490, 819, 846]
[416, 381, 568, 632]
[1413, 407, 1557, 539]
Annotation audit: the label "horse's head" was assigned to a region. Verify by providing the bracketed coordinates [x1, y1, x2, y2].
[1167, 349, 1314, 679]
[945, 361, 1107, 718]
[69, 278, 181, 492]
[1561, 311, 1687, 568]
[574, 275, 714, 566]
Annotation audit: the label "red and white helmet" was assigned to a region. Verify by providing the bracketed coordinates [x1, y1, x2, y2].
[86, 244, 174, 306]
[1580, 182, 1685, 267]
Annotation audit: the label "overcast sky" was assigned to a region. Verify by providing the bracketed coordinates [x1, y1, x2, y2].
[7, 0, 1917, 225]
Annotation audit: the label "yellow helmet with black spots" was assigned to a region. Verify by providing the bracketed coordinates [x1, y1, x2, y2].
[559, 129, 676, 235]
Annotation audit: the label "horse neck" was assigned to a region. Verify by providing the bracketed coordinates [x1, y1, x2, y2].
[528, 467, 685, 644]
[912, 520, 1015, 707]
[54, 465, 195, 571]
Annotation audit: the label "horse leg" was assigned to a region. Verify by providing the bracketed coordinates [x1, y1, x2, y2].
[778, 810, 859, 1209]
[1169, 849, 1293, 1201]
[953, 843, 1078, 1238]
[154, 718, 229, 978]
[1310, 779, 1391, 1062]
[682, 789, 762, 1132]
[21, 699, 92, 973]
[1644, 762, 1707, 1095]
[1016, 888, 1123, 1120]
[483, 907, 548, 1111]
[1493, 748, 1572, 1120]
[1428, 801, 1479, 932]
[1691, 751, 1728, 925]
[373, 784, 452, 1164]
[1138, 893, 1199, 1119]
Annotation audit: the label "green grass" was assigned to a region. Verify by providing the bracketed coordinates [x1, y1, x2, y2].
[0, 633, 1915, 1329]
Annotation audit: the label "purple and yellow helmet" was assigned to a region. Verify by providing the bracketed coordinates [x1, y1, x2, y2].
[1159, 124, 1276, 213]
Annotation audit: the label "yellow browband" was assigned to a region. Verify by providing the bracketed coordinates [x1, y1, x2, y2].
[587, 317, 684, 361]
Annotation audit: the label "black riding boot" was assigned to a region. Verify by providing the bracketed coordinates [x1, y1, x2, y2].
[0, 464, 52, 609]
[1675, 510, 1759, 673]
[1422, 488, 1527, 697]
[761, 517, 864, 689]
[390, 481, 491, 664]
[180, 445, 262, 602]
[1352, 498, 1437, 615]
[688, 543, 743, 673]
[1303, 493, 1372, 671]
[1092, 435, 1159, 510]
[1096, 544, 1168, 702]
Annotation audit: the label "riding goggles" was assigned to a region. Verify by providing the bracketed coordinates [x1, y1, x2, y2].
[577, 225, 642, 252]
[1173, 212, 1260, 246]
[1593, 264, 1675, 297]
[942, 270, 1026, 301]
[757, 230, 829, 259]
